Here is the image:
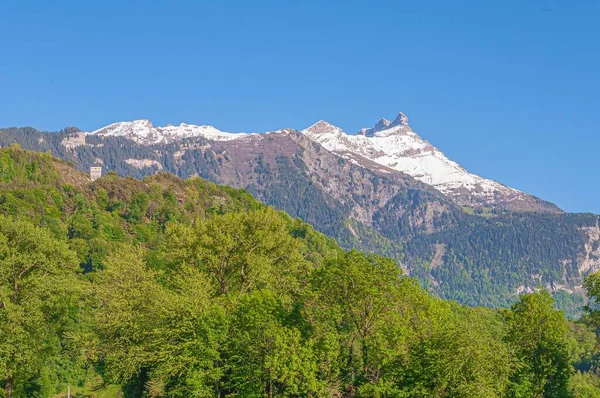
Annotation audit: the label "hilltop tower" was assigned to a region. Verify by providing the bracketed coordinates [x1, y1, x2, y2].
[90, 166, 102, 181]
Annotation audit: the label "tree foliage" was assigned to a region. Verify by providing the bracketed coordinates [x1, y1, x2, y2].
[0, 147, 598, 397]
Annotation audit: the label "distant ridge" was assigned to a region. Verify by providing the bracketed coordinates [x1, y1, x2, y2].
[87, 114, 559, 213]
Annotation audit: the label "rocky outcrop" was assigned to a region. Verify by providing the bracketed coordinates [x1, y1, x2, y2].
[579, 217, 600, 274]
[124, 158, 163, 170]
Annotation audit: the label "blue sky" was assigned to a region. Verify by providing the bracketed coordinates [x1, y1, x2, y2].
[1, 0, 598, 213]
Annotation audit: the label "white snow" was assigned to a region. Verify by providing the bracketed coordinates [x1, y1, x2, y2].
[90, 120, 247, 144]
[301, 113, 525, 204]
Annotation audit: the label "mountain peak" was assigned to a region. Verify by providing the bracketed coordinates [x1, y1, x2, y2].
[91, 119, 153, 137]
[127, 119, 154, 129]
[304, 120, 342, 135]
[375, 118, 391, 129]
[390, 112, 409, 127]
[90, 119, 245, 144]
[356, 117, 393, 136]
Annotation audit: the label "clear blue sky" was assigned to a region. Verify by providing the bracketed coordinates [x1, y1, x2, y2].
[1, 0, 598, 213]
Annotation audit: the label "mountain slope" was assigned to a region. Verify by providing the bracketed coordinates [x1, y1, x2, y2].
[87, 115, 560, 213]
[0, 126, 459, 254]
[0, 122, 597, 313]
[301, 113, 560, 213]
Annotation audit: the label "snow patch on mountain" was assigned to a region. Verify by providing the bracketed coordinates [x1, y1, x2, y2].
[301, 112, 532, 207]
[91, 120, 247, 144]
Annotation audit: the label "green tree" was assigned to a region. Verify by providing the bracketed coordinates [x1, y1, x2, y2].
[225, 290, 321, 397]
[92, 247, 163, 393]
[570, 371, 600, 398]
[164, 209, 307, 299]
[95, 250, 228, 398]
[398, 314, 512, 398]
[0, 216, 79, 398]
[584, 271, 600, 328]
[505, 290, 574, 398]
[146, 265, 227, 398]
[307, 250, 417, 394]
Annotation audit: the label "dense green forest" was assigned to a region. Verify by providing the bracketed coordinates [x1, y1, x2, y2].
[2, 146, 600, 397]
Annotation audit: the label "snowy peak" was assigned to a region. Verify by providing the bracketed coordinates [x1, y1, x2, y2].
[390, 112, 409, 127]
[302, 120, 353, 153]
[357, 113, 413, 137]
[90, 120, 247, 144]
[375, 118, 392, 130]
[300, 112, 555, 211]
[357, 118, 391, 136]
[372, 112, 413, 137]
[92, 120, 154, 139]
[304, 120, 343, 135]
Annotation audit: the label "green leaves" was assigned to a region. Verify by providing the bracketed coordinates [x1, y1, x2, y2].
[505, 291, 575, 398]
[226, 290, 322, 397]
[0, 148, 596, 397]
[0, 215, 80, 397]
[164, 208, 308, 299]
[398, 315, 513, 398]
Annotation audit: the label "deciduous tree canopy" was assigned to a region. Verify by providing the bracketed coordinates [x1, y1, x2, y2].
[0, 147, 597, 397]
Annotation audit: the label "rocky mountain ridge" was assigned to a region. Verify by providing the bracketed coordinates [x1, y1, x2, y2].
[87, 114, 560, 213]
[302, 113, 559, 212]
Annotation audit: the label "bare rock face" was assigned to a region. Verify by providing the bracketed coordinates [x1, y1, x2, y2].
[579, 218, 600, 275]
[124, 158, 163, 170]
[390, 112, 410, 127]
[61, 132, 87, 150]
[357, 118, 392, 136]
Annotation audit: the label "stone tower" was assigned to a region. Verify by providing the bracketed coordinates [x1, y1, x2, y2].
[90, 166, 102, 181]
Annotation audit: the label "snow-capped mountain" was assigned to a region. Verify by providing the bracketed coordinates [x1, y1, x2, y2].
[301, 112, 551, 210]
[91, 119, 246, 144]
[87, 114, 558, 212]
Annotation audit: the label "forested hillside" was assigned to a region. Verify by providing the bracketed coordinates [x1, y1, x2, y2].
[1, 127, 599, 314]
[1, 146, 600, 397]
